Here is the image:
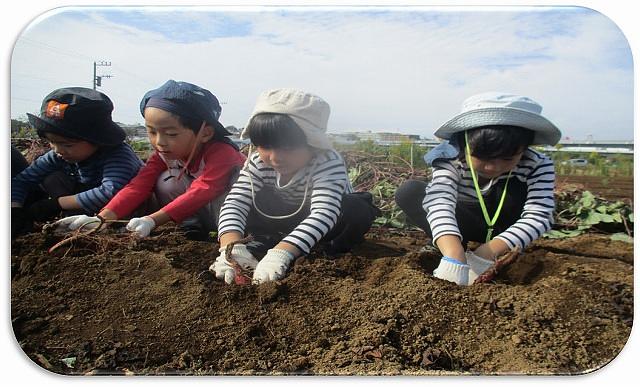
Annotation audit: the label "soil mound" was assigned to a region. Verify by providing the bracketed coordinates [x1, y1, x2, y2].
[11, 228, 633, 375]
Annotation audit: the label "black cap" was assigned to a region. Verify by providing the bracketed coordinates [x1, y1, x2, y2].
[140, 80, 231, 136]
[27, 87, 126, 146]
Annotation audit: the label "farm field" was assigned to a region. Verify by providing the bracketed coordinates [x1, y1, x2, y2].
[9, 143, 634, 375]
[11, 215, 633, 375]
[556, 175, 633, 202]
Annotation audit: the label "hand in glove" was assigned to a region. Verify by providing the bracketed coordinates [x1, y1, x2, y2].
[54, 215, 103, 232]
[209, 243, 259, 284]
[252, 248, 295, 284]
[432, 256, 470, 286]
[27, 198, 62, 221]
[126, 216, 156, 237]
[466, 250, 495, 285]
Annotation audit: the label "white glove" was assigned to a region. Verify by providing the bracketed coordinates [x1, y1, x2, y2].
[209, 244, 258, 284]
[126, 216, 156, 237]
[466, 251, 495, 285]
[54, 215, 102, 232]
[433, 256, 470, 286]
[252, 248, 295, 284]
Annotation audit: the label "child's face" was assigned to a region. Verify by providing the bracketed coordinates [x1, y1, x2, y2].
[469, 150, 524, 179]
[144, 107, 200, 161]
[256, 145, 314, 177]
[44, 133, 98, 163]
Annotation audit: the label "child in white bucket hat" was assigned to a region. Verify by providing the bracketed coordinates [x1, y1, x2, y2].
[396, 92, 561, 286]
[211, 88, 380, 284]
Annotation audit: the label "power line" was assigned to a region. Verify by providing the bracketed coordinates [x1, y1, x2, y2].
[11, 96, 42, 103]
[16, 37, 164, 91]
[110, 64, 158, 88]
[17, 37, 94, 61]
[11, 72, 68, 84]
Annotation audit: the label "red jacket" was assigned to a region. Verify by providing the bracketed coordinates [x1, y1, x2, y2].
[104, 141, 245, 223]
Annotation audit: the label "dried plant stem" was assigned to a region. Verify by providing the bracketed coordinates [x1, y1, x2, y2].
[620, 210, 633, 237]
[47, 218, 129, 253]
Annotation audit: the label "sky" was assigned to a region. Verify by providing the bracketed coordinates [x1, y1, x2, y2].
[9, 5, 634, 141]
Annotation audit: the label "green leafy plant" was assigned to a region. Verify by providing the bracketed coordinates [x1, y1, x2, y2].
[546, 190, 634, 239]
[373, 207, 407, 228]
[128, 139, 153, 159]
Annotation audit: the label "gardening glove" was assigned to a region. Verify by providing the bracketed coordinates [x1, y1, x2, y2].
[466, 251, 495, 285]
[26, 197, 62, 221]
[209, 244, 258, 284]
[54, 215, 102, 232]
[432, 256, 470, 286]
[252, 248, 295, 284]
[11, 207, 33, 239]
[126, 216, 156, 238]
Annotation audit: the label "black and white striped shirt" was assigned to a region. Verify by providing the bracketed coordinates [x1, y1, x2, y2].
[218, 149, 352, 254]
[423, 148, 555, 249]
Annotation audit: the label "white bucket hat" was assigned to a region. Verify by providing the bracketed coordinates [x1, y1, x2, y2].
[241, 88, 333, 149]
[434, 92, 562, 146]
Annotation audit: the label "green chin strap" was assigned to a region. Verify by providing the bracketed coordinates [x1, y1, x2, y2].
[464, 131, 512, 243]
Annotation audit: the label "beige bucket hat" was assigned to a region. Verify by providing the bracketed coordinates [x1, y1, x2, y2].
[434, 92, 562, 146]
[241, 88, 333, 149]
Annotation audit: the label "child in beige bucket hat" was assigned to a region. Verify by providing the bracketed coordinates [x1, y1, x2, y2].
[240, 88, 334, 149]
[396, 92, 561, 286]
[211, 88, 380, 284]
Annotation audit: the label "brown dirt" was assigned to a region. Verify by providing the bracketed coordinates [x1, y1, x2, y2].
[11, 226, 633, 376]
[556, 175, 633, 202]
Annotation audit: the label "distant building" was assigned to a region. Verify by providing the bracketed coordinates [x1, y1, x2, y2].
[328, 131, 420, 144]
[224, 125, 240, 135]
[119, 123, 147, 139]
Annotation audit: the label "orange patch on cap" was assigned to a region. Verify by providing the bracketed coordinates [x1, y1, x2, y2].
[45, 100, 69, 120]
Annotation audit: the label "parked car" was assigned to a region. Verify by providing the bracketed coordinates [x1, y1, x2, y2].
[562, 158, 589, 166]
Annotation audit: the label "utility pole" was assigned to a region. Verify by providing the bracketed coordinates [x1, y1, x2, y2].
[93, 61, 113, 90]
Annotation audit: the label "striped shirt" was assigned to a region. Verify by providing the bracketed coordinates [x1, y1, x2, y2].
[423, 148, 555, 249]
[218, 149, 353, 254]
[11, 143, 143, 214]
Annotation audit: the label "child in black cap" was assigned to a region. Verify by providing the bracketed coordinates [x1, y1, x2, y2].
[55, 80, 246, 240]
[11, 87, 144, 238]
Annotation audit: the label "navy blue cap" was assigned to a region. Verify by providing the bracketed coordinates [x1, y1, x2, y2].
[140, 80, 230, 136]
[27, 87, 126, 146]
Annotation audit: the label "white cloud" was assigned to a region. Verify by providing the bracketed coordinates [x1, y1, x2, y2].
[10, 6, 633, 140]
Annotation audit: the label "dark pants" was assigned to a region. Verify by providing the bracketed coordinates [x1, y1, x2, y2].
[244, 187, 381, 256]
[36, 171, 91, 218]
[11, 166, 88, 237]
[395, 178, 527, 244]
[12, 145, 88, 209]
[41, 171, 88, 200]
[12, 146, 48, 208]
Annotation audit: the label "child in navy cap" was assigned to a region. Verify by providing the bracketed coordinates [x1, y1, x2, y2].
[55, 80, 246, 240]
[11, 87, 144, 238]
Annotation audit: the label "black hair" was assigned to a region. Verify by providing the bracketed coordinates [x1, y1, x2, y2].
[37, 126, 86, 143]
[454, 125, 534, 159]
[171, 113, 228, 143]
[246, 113, 308, 149]
[161, 112, 240, 151]
[173, 114, 204, 133]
